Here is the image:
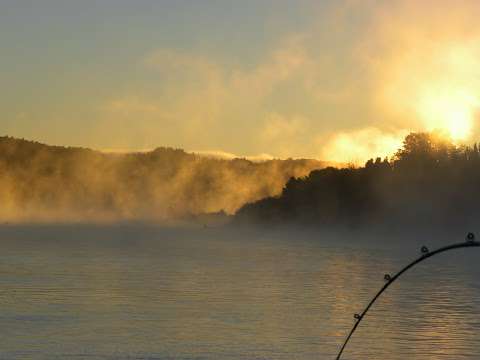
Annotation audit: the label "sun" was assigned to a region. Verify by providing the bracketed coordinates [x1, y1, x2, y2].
[416, 89, 477, 142]
[381, 39, 480, 144]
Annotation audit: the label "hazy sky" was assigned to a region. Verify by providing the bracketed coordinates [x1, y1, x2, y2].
[2, 0, 480, 162]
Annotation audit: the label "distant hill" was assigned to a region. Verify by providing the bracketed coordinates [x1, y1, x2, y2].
[235, 132, 480, 232]
[0, 136, 331, 223]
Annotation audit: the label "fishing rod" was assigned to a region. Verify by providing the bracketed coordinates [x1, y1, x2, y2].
[335, 232, 479, 360]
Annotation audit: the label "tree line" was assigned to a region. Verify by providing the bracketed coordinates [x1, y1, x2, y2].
[0, 136, 326, 223]
[235, 132, 480, 231]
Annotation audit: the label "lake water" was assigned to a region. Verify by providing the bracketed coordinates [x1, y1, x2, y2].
[1, 225, 479, 360]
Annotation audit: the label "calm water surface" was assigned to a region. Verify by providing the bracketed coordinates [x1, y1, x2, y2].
[0, 226, 479, 359]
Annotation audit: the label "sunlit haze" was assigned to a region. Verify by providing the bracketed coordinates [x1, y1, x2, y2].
[3, 2, 480, 359]
[2, 0, 480, 163]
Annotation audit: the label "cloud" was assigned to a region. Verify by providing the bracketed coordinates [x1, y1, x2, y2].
[364, 0, 480, 140]
[314, 0, 480, 162]
[319, 127, 408, 165]
[93, 0, 480, 161]
[104, 97, 163, 116]
[258, 112, 313, 158]
[97, 36, 317, 154]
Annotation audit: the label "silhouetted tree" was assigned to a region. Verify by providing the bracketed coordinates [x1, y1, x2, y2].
[236, 132, 480, 231]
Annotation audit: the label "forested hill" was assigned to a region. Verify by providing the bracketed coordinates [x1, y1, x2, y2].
[236, 133, 480, 231]
[0, 136, 328, 223]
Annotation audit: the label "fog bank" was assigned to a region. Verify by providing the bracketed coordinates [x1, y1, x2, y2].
[0, 137, 329, 224]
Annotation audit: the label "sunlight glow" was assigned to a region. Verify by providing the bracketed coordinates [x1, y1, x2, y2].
[382, 39, 480, 144]
[321, 127, 407, 164]
[416, 89, 477, 142]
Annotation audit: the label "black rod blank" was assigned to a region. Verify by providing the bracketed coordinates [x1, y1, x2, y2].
[335, 233, 479, 360]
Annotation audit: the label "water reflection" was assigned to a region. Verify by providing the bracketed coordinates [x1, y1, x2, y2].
[0, 226, 479, 359]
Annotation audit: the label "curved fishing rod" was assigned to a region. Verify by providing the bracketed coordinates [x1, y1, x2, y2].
[336, 232, 479, 360]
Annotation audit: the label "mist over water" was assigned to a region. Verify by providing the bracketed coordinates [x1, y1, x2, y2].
[1, 134, 479, 359]
[1, 224, 479, 360]
[0, 137, 327, 223]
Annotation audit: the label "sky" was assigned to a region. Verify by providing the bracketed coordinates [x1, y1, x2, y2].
[2, 0, 480, 163]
